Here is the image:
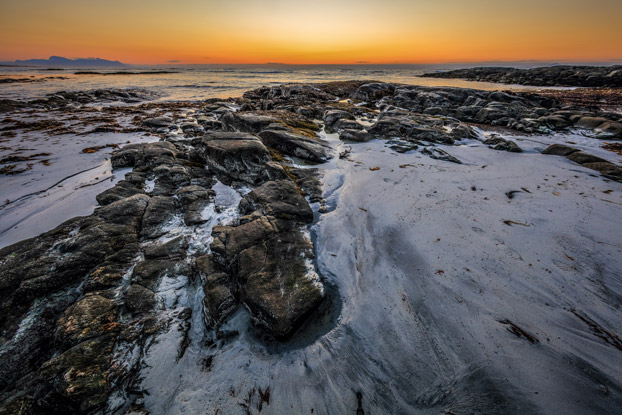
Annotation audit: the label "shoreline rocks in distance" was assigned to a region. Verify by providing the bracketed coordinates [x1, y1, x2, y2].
[422, 65, 622, 88]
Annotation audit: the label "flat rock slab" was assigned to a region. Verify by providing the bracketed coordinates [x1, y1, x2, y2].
[259, 129, 333, 162]
[541, 144, 622, 182]
[239, 180, 313, 224]
[111, 142, 178, 169]
[222, 112, 279, 132]
[192, 132, 276, 184]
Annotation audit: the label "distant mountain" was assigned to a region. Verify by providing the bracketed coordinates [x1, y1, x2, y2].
[9, 56, 127, 68]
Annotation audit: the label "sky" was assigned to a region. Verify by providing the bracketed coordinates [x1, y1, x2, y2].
[1, 0, 621, 64]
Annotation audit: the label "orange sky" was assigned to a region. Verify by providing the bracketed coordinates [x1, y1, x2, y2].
[1, 0, 621, 64]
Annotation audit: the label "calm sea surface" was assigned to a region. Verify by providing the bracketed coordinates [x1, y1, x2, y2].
[0, 63, 576, 102]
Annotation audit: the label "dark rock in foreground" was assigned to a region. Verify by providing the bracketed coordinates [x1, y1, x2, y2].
[0, 194, 149, 412]
[484, 137, 523, 153]
[259, 129, 333, 162]
[208, 180, 323, 338]
[191, 131, 278, 184]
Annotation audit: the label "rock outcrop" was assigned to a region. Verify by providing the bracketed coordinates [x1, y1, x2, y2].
[206, 180, 323, 338]
[2, 78, 621, 413]
[422, 65, 622, 87]
[542, 144, 622, 182]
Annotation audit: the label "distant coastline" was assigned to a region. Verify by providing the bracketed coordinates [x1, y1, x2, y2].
[0, 55, 126, 68]
[422, 65, 622, 87]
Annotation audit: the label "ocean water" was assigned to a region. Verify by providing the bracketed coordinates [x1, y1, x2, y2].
[0, 63, 574, 102]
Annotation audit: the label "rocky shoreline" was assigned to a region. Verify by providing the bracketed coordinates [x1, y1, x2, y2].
[1, 80, 622, 414]
[422, 65, 622, 87]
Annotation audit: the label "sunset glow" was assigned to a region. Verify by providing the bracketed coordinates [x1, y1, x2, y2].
[1, 0, 621, 64]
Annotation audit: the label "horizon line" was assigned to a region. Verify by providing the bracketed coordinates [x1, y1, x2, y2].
[3, 58, 622, 67]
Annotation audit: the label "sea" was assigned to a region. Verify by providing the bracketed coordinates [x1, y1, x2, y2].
[0, 63, 590, 102]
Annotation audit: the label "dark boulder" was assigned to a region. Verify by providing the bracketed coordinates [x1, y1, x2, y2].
[289, 168, 324, 203]
[583, 162, 622, 182]
[595, 121, 622, 138]
[542, 144, 580, 156]
[237, 229, 323, 338]
[111, 142, 179, 169]
[339, 129, 375, 142]
[369, 116, 456, 145]
[152, 164, 191, 189]
[192, 132, 276, 184]
[55, 294, 119, 347]
[351, 83, 396, 101]
[132, 259, 189, 291]
[125, 284, 160, 314]
[567, 151, 609, 165]
[96, 180, 145, 206]
[141, 196, 177, 239]
[483, 137, 523, 153]
[421, 148, 462, 164]
[221, 112, 278, 133]
[259, 129, 333, 163]
[323, 110, 354, 127]
[196, 256, 237, 329]
[143, 117, 174, 128]
[208, 178, 325, 338]
[40, 334, 115, 412]
[144, 236, 188, 259]
[538, 114, 571, 129]
[210, 217, 323, 338]
[333, 118, 365, 131]
[239, 180, 313, 223]
[574, 116, 610, 130]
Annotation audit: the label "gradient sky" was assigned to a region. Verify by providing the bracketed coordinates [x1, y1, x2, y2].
[1, 0, 621, 64]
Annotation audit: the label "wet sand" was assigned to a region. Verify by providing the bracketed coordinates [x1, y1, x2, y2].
[1, 81, 621, 414]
